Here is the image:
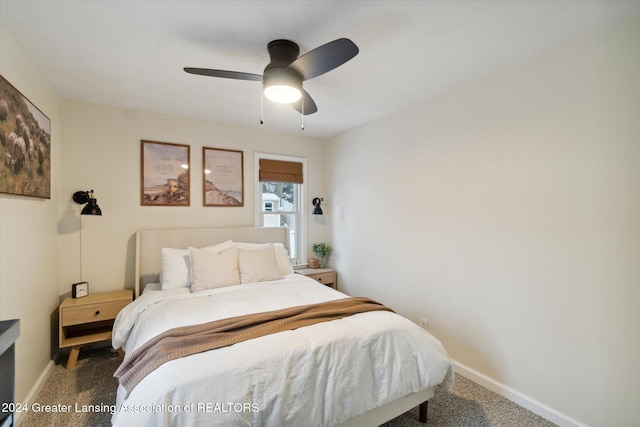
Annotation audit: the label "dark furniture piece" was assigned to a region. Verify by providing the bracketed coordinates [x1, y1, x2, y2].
[0, 320, 20, 427]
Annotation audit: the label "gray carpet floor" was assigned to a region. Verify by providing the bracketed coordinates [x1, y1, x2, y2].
[19, 347, 556, 426]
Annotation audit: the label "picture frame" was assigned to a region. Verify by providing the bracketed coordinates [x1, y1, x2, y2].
[0, 74, 51, 198]
[203, 147, 244, 206]
[141, 140, 190, 206]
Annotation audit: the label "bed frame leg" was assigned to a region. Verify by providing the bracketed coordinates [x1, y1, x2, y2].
[419, 400, 428, 423]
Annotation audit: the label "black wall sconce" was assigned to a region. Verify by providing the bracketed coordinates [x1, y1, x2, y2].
[312, 197, 323, 215]
[71, 189, 102, 290]
[73, 190, 103, 215]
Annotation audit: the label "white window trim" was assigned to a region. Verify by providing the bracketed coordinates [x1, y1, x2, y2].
[254, 152, 307, 265]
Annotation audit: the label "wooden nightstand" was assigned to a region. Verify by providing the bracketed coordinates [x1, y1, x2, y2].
[59, 290, 132, 370]
[295, 268, 337, 289]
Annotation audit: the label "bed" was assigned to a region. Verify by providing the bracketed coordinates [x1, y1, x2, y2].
[111, 226, 453, 426]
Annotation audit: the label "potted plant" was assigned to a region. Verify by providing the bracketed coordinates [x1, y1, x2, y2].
[312, 243, 331, 268]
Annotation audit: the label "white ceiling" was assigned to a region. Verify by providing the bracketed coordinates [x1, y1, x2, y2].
[1, 0, 639, 138]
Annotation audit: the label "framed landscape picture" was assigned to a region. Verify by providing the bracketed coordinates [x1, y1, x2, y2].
[141, 140, 190, 206]
[203, 147, 243, 206]
[0, 74, 51, 198]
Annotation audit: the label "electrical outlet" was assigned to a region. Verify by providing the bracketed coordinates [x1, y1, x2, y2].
[419, 317, 428, 330]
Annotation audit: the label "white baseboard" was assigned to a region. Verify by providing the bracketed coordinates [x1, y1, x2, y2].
[14, 360, 54, 426]
[451, 360, 589, 427]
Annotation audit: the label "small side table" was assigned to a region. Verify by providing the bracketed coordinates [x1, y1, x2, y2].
[59, 290, 132, 370]
[295, 267, 337, 289]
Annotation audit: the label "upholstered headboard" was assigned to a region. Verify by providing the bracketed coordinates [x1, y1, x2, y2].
[135, 226, 289, 297]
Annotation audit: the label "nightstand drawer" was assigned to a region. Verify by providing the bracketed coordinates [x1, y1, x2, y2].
[295, 268, 337, 289]
[307, 272, 334, 285]
[62, 299, 128, 326]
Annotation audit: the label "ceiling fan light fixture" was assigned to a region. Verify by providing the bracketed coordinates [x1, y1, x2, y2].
[262, 67, 302, 104]
[264, 84, 302, 103]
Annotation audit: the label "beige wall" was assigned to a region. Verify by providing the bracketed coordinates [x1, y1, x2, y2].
[58, 99, 326, 294]
[326, 14, 640, 427]
[0, 28, 61, 403]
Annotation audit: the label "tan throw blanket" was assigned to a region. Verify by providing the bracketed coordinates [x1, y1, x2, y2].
[115, 297, 394, 394]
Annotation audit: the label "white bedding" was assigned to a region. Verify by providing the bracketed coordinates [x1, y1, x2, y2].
[111, 274, 453, 426]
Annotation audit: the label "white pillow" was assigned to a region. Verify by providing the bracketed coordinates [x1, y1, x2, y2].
[238, 245, 283, 284]
[204, 239, 233, 253]
[234, 242, 268, 250]
[234, 242, 294, 276]
[273, 243, 294, 275]
[161, 247, 191, 290]
[160, 240, 234, 290]
[190, 246, 240, 292]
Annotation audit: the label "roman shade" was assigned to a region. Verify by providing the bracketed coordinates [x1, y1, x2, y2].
[259, 159, 303, 184]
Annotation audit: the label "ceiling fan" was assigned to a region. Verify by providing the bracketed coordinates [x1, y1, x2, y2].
[184, 38, 359, 117]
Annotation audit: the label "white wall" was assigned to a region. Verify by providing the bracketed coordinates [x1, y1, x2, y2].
[0, 28, 61, 403]
[326, 14, 640, 427]
[58, 100, 326, 294]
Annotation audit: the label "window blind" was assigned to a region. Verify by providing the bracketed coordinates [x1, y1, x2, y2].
[259, 159, 303, 183]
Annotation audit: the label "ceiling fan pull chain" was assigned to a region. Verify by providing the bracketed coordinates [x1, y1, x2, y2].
[301, 95, 305, 131]
[260, 87, 264, 125]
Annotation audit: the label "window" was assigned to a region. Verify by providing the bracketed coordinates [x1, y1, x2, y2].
[255, 153, 306, 266]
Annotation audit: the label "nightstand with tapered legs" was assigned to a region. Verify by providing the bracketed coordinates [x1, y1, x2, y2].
[58, 290, 132, 370]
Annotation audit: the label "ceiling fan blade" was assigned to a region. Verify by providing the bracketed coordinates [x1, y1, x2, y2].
[292, 89, 318, 115]
[184, 68, 263, 81]
[288, 38, 359, 81]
